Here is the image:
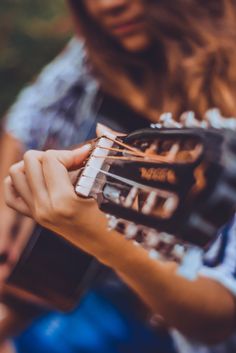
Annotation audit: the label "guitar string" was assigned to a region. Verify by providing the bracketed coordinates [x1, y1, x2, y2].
[79, 165, 174, 197]
[78, 167, 131, 191]
[79, 177, 131, 191]
[94, 139, 202, 164]
[87, 133, 202, 256]
[91, 150, 200, 164]
[78, 141, 184, 258]
[103, 136, 146, 156]
[94, 146, 168, 159]
[103, 135, 203, 159]
[77, 175, 173, 213]
[101, 136, 175, 162]
[77, 169, 182, 258]
[97, 145, 174, 162]
[92, 155, 173, 163]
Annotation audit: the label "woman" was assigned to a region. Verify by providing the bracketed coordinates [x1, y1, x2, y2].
[4, 0, 236, 351]
[0, 37, 173, 353]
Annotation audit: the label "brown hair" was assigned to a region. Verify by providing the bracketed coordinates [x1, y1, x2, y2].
[68, 0, 236, 122]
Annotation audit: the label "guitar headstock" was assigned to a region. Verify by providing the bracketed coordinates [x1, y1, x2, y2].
[75, 125, 236, 264]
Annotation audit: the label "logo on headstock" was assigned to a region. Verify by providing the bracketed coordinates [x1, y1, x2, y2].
[139, 167, 176, 184]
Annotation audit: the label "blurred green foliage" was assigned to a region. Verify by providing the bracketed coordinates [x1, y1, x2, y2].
[0, 0, 72, 117]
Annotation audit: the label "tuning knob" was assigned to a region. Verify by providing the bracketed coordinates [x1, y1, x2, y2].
[159, 112, 183, 128]
[205, 108, 236, 130]
[144, 229, 160, 248]
[125, 222, 138, 239]
[180, 111, 207, 128]
[107, 215, 119, 231]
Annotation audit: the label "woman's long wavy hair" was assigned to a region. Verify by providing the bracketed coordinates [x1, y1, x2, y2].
[68, 0, 236, 121]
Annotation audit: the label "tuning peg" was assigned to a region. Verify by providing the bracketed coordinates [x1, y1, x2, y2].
[180, 111, 208, 128]
[125, 222, 138, 239]
[205, 108, 225, 129]
[149, 249, 161, 260]
[172, 243, 185, 260]
[150, 123, 162, 129]
[159, 112, 183, 128]
[145, 229, 160, 248]
[205, 108, 236, 130]
[107, 215, 119, 231]
[225, 118, 236, 130]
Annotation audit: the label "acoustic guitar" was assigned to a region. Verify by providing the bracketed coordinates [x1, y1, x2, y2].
[5, 116, 236, 311]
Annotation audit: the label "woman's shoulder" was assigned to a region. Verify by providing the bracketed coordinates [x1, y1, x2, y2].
[6, 37, 95, 116]
[28, 37, 95, 104]
[4, 37, 99, 149]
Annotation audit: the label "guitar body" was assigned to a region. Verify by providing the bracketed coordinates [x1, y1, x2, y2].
[6, 226, 100, 311]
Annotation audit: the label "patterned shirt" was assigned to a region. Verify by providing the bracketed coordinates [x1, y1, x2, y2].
[5, 38, 99, 150]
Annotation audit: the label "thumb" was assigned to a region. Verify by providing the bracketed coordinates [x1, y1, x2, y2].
[41, 144, 92, 196]
[54, 144, 92, 171]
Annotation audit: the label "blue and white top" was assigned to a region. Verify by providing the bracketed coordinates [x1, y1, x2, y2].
[200, 218, 236, 295]
[173, 219, 236, 353]
[5, 38, 99, 150]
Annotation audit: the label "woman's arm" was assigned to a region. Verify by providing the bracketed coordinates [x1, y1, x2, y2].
[0, 133, 36, 343]
[4, 145, 236, 344]
[0, 132, 34, 278]
[0, 133, 24, 280]
[0, 132, 23, 208]
[0, 341, 16, 353]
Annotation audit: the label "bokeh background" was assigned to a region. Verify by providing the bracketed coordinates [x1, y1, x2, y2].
[0, 0, 73, 118]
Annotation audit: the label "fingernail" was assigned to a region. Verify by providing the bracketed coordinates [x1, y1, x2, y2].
[0, 252, 8, 264]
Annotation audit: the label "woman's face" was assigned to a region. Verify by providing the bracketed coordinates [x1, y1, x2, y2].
[83, 0, 152, 52]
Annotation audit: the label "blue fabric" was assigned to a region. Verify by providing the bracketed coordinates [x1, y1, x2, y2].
[14, 287, 176, 353]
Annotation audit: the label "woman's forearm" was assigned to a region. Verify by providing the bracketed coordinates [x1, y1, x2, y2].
[0, 133, 25, 279]
[93, 229, 236, 343]
[0, 133, 23, 206]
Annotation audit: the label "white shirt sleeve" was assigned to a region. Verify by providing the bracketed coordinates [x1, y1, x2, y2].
[198, 215, 236, 295]
[172, 217, 236, 353]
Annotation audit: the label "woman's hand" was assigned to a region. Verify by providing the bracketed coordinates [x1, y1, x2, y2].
[3, 125, 125, 258]
[4, 145, 90, 218]
[4, 143, 115, 259]
[4, 145, 89, 220]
